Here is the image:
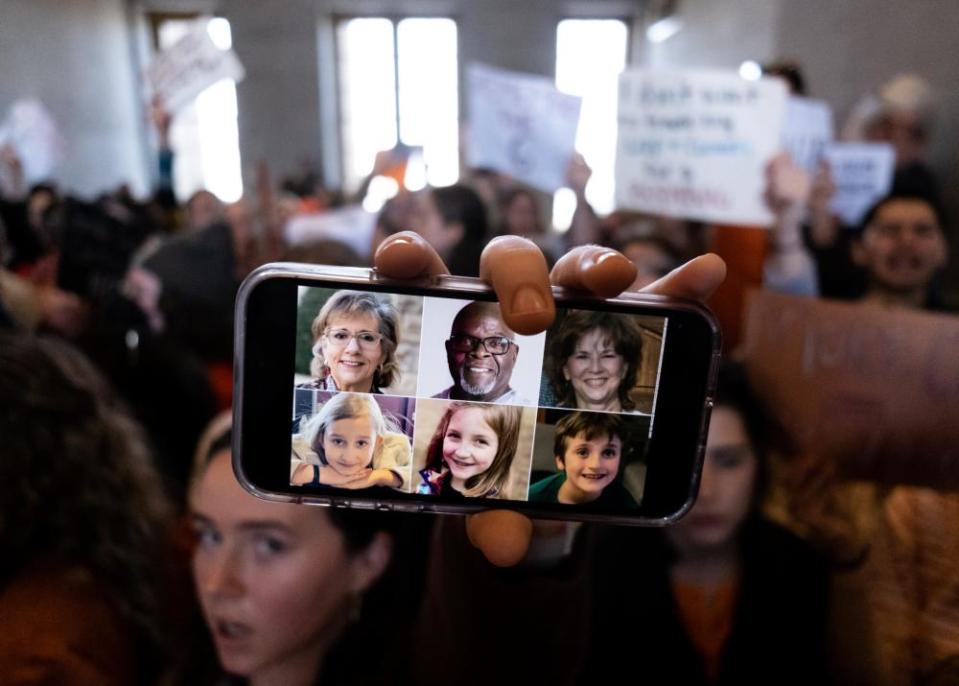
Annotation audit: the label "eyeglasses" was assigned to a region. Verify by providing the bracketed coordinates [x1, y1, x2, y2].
[324, 328, 384, 350]
[447, 333, 513, 355]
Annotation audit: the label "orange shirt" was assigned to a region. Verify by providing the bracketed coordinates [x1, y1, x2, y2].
[671, 576, 741, 683]
[707, 225, 768, 353]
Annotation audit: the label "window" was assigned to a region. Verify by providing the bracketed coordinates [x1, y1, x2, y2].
[553, 19, 629, 228]
[155, 16, 243, 203]
[337, 17, 459, 207]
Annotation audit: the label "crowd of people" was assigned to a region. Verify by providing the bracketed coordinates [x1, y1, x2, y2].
[0, 56, 956, 686]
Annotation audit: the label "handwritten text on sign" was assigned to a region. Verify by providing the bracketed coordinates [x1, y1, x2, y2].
[780, 96, 834, 174]
[823, 143, 895, 226]
[615, 70, 788, 226]
[146, 20, 245, 113]
[467, 63, 582, 193]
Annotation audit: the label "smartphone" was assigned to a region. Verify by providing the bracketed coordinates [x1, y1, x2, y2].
[233, 263, 721, 525]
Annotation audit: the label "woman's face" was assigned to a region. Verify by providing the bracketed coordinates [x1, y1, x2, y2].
[667, 406, 758, 553]
[442, 408, 499, 485]
[322, 415, 376, 476]
[320, 311, 386, 392]
[191, 450, 368, 680]
[504, 192, 540, 236]
[562, 328, 627, 411]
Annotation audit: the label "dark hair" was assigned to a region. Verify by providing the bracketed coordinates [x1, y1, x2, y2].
[553, 412, 632, 468]
[0, 332, 173, 650]
[856, 186, 947, 237]
[712, 361, 784, 506]
[762, 60, 807, 96]
[431, 184, 488, 277]
[376, 192, 417, 238]
[548, 310, 644, 411]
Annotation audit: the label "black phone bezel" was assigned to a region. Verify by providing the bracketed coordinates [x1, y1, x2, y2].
[234, 264, 720, 525]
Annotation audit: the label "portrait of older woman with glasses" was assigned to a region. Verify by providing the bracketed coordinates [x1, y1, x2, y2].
[306, 291, 401, 394]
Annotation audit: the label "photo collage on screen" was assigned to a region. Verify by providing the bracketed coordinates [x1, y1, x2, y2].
[290, 286, 668, 507]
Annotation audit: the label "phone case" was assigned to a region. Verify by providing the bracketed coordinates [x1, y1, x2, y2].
[233, 262, 721, 526]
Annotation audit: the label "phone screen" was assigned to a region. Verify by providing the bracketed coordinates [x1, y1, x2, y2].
[288, 285, 668, 510]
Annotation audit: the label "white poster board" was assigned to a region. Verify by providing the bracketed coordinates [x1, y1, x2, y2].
[146, 20, 245, 112]
[467, 63, 582, 193]
[284, 205, 376, 259]
[615, 69, 788, 226]
[0, 99, 65, 184]
[823, 143, 895, 226]
[781, 96, 834, 174]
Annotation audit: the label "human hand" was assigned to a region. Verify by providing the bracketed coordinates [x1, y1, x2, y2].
[765, 152, 811, 216]
[150, 96, 172, 146]
[565, 153, 592, 196]
[37, 287, 90, 338]
[374, 232, 726, 566]
[808, 160, 841, 247]
[320, 466, 375, 489]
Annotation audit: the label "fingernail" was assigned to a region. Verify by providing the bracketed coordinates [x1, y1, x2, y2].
[511, 286, 548, 315]
[580, 248, 623, 271]
[384, 234, 416, 247]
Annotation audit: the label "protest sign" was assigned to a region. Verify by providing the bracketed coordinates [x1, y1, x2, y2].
[0, 99, 65, 183]
[467, 63, 582, 193]
[780, 96, 834, 174]
[742, 290, 959, 488]
[614, 69, 788, 226]
[284, 205, 376, 259]
[823, 143, 895, 226]
[146, 19, 245, 112]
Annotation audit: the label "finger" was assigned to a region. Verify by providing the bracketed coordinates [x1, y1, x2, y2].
[465, 510, 534, 568]
[479, 235, 555, 336]
[638, 253, 727, 302]
[550, 245, 637, 298]
[374, 231, 450, 280]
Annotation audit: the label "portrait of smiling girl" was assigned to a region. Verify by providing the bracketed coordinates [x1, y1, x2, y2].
[291, 393, 412, 490]
[416, 401, 525, 498]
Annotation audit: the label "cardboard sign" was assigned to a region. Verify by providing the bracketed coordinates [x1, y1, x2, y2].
[614, 69, 788, 226]
[284, 205, 376, 259]
[467, 63, 582, 193]
[146, 19, 245, 112]
[781, 96, 834, 174]
[823, 142, 895, 226]
[0, 99, 65, 183]
[742, 290, 959, 488]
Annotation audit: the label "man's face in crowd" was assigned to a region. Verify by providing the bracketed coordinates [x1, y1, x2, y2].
[446, 303, 518, 401]
[853, 199, 948, 296]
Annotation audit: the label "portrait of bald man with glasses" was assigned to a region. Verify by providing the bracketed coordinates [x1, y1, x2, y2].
[433, 301, 533, 404]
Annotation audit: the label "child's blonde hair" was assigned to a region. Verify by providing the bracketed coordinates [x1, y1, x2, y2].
[301, 393, 397, 467]
[424, 402, 522, 498]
